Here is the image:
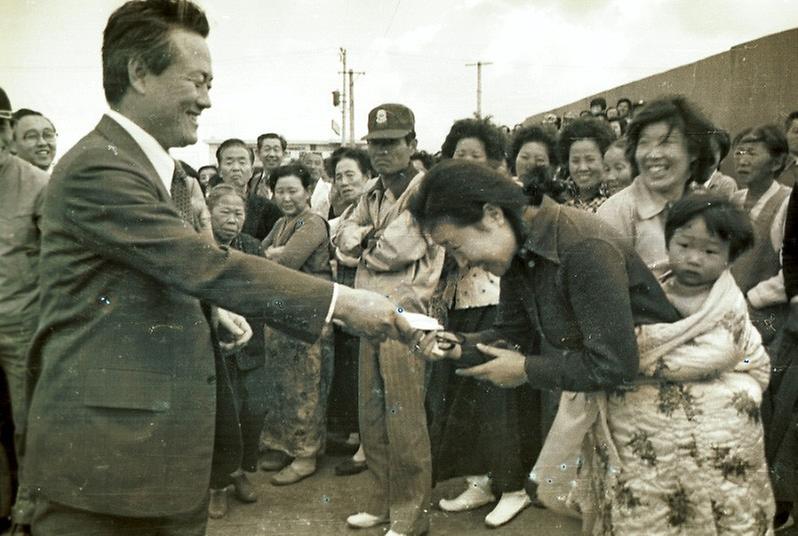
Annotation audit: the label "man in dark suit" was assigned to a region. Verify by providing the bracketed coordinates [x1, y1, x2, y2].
[21, 1, 412, 534]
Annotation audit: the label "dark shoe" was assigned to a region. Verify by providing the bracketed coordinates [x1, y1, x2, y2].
[231, 471, 257, 503]
[335, 458, 368, 476]
[326, 436, 359, 456]
[270, 464, 316, 486]
[260, 450, 291, 471]
[208, 488, 228, 519]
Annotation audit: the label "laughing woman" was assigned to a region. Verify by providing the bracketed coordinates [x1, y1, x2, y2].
[411, 161, 774, 534]
[259, 164, 334, 486]
[597, 96, 717, 274]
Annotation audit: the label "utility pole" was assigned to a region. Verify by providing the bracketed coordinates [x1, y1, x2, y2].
[465, 61, 492, 118]
[348, 69, 365, 145]
[339, 48, 347, 145]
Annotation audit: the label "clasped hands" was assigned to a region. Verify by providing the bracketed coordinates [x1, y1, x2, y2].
[413, 331, 529, 388]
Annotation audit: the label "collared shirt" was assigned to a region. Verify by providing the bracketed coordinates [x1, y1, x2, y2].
[0, 155, 49, 326]
[597, 176, 672, 274]
[105, 109, 174, 193]
[333, 166, 443, 313]
[454, 266, 500, 309]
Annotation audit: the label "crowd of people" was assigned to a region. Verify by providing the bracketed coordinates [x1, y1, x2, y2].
[3, 1, 798, 535]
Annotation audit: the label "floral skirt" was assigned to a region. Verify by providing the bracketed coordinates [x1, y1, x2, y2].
[261, 325, 334, 458]
[589, 379, 775, 535]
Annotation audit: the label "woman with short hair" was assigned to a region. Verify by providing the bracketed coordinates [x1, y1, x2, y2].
[258, 164, 334, 486]
[597, 95, 718, 274]
[558, 117, 616, 212]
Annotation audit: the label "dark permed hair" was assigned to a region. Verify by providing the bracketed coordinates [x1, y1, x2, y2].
[439, 117, 507, 163]
[103, 0, 209, 106]
[508, 125, 558, 174]
[664, 193, 754, 263]
[268, 163, 314, 192]
[557, 117, 616, 165]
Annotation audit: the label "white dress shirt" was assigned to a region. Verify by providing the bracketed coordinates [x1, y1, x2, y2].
[105, 109, 175, 194]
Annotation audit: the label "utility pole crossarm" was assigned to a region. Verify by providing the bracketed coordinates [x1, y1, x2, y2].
[465, 61, 492, 119]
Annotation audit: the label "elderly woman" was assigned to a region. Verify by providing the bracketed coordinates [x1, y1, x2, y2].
[258, 164, 334, 486]
[205, 184, 267, 518]
[410, 161, 774, 534]
[730, 125, 792, 350]
[596, 96, 717, 275]
[558, 117, 616, 213]
[430, 119, 538, 528]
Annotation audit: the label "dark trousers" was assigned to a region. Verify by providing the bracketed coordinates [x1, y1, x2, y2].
[31, 493, 209, 536]
[211, 357, 267, 488]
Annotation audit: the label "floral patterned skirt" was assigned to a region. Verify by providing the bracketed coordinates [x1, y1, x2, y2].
[589, 377, 775, 535]
[261, 325, 334, 458]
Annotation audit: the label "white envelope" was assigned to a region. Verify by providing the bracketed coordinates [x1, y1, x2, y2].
[400, 311, 443, 331]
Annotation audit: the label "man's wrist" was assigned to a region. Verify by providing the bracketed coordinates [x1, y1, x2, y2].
[325, 283, 340, 324]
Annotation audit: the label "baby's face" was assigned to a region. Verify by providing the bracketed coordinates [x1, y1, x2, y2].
[668, 216, 730, 288]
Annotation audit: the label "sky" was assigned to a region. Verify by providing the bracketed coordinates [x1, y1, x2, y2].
[2, 0, 798, 166]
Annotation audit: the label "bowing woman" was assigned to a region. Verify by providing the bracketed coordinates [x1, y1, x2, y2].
[409, 160, 682, 531]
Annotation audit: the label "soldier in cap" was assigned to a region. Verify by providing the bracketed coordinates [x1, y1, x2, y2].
[334, 103, 443, 536]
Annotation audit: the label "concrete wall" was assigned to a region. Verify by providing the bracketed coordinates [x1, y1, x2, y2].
[523, 28, 798, 139]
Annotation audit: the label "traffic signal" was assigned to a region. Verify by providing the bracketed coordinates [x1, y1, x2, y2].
[332, 90, 341, 107]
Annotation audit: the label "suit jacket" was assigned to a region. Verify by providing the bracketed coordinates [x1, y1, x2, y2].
[23, 115, 333, 517]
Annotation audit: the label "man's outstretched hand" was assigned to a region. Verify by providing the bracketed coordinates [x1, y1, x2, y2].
[333, 286, 420, 345]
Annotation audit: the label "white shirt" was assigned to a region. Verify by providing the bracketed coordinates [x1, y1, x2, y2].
[310, 179, 332, 219]
[105, 109, 175, 193]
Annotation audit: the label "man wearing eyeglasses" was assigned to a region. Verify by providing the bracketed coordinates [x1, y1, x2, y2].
[0, 89, 49, 464]
[12, 109, 57, 171]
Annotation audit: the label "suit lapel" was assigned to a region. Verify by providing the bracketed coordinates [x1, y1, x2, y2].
[94, 115, 172, 203]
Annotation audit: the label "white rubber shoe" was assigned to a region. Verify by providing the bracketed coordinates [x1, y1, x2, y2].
[439, 475, 495, 512]
[484, 489, 532, 527]
[346, 512, 389, 529]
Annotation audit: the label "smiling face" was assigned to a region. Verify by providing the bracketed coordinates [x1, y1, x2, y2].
[136, 29, 212, 149]
[604, 146, 632, 188]
[14, 114, 57, 170]
[635, 121, 693, 199]
[568, 139, 606, 197]
[428, 205, 519, 277]
[258, 137, 284, 172]
[210, 193, 246, 244]
[273, 174, 309, 217]
[667, 215, 730, 288]
[218, 145, 252, 191]
[334, 157, 369, 206]
[453, 137, 488, 162]
[515, 141, 550, 177]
